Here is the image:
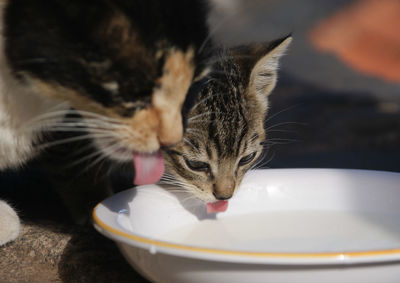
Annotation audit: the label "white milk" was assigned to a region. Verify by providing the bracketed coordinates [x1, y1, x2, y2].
[161, 211, 400, 253]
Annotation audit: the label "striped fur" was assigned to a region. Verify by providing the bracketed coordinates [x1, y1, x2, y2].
[163, 36, 292, 202]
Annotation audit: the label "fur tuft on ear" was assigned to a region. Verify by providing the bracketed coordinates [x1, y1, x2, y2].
[228, 35, 291, 114]
[248, 36, 292, 97]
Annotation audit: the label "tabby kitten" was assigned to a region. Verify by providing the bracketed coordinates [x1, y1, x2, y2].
[0, 0, 211, 245]
[163, 36, 291, 211]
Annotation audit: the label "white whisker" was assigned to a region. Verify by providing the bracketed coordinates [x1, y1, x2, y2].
[83, 142, 125, 172]
[253, 151, 276, 169]
[265, 121, 306, 131]
[65, 142, 119, 169]
[187, 111, 218, 123]
[264, 105, 300, 123]
[183, 138, 198, 151]
[36, 133, 115, 150]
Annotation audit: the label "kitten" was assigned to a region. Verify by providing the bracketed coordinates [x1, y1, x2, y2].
[163, 36, 291, 211]
[0, 0, 211, 245]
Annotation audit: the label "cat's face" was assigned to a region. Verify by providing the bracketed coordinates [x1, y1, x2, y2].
[163, 37, 291, 203]
[4, 0, 210, 159]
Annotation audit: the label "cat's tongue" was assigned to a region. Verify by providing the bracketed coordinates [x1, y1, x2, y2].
[133, 151, 165, 185]
[206, 200, 229, 214]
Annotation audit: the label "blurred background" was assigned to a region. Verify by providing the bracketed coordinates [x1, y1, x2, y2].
[1, 0, 399, 281]
[211, 0, 400, 172]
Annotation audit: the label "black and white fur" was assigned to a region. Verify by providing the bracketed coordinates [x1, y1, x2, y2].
[0, 0, 211, 245]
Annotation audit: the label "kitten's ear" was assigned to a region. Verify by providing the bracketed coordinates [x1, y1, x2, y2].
[249, 36, 291, 97]
[233, 36, 292, 98]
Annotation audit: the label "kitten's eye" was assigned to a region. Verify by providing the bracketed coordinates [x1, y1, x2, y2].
[184, 158, 210, 172]
[239, 152, 257, 166]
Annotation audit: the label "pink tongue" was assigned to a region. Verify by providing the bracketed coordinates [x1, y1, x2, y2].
[206, 200, 229, 214]
[133, 151, 165, 185]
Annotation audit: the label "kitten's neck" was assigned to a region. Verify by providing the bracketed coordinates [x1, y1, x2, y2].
[0, 4, 67, 169]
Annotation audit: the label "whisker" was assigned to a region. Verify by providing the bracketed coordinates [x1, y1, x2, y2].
[45, 123, 130, 131]
[251, 151, 267, 170]
[26, 108, 122, 129]
[160, 177, 191, 187]
[254, 151, 276, 169]
[65, 144, 114, 169]
[265, 138, 302, 144]
[36, 133, 115, 150]
[183, 138, 198, 152]
[186, 128, 202, 134]
[266, 129, 298, 134]
[55, 118, 125, 125]
[83, 142, 125, 172]
[264, 104, 301, 123]
[40, 128, 115, 135]
[265, 121, 306, 131]
[187, 112, 215, 122]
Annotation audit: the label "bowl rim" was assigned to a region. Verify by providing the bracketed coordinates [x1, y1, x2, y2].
[93, 168, 400, 265]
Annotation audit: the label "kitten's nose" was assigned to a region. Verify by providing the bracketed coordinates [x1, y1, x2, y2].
[213, 180, 235, 200]
[213, 191, 231, 201]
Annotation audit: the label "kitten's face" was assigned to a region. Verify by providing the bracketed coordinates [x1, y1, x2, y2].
[164, 82, 266, 202]
[164, 37, 291, 202]
[4, 0, 210, 160]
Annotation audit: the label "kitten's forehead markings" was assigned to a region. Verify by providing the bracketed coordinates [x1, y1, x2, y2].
[205, 145, 212, 159]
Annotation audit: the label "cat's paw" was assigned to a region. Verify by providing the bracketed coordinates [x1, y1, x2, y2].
[0, 200, 20, 245]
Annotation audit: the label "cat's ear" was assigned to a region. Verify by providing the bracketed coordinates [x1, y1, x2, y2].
[248, 36, 291, 97]
[232, 36, 292, 98]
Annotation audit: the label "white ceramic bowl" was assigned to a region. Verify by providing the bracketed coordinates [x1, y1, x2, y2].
[93, 169, 400, 283]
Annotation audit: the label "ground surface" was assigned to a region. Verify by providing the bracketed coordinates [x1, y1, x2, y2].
[1, 1, 399, 282]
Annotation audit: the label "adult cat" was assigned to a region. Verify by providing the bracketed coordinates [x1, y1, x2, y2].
[0, 0, 211, 245]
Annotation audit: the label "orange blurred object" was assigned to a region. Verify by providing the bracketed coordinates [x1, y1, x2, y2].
[309, 0, 400, 83]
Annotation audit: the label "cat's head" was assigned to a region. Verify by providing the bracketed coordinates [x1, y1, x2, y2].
[163, 36, 291, 203]
[4, 0, 210, 158]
